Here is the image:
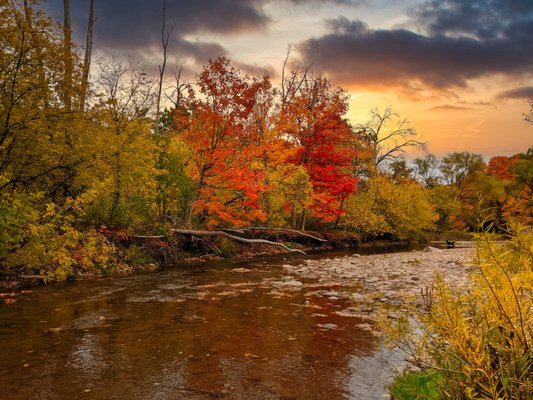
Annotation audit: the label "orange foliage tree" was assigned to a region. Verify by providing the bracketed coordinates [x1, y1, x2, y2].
[487, 155, 519, 181]
[175, 57, 272, 228]
[487, 153, 533, 225]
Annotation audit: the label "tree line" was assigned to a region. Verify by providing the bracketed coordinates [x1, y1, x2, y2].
[1, 1, 531, 281]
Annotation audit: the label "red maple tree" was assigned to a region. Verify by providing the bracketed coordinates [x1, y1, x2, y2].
[279, 74, 358, 227]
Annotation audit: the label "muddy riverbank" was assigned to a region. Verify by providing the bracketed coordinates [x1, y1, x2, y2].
[1, 230, 396, 291]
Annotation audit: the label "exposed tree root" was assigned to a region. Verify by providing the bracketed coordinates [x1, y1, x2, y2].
[171, 229, 307, 255]
[235, 227, 327, 242]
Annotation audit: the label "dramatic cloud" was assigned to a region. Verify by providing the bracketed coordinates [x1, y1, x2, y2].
[496, 86, 533, 100]
[412, 0, 533, 40]
[298, 0, 533, 91]
[42, 0, 364, 71]
[41, 0, 271, 65]
[430, 105, 471, 111]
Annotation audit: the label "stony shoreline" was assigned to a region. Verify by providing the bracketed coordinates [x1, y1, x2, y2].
[277, 244, 476, 320]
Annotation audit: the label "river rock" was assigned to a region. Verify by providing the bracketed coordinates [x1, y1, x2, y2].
[315, 323, 338, 330]
[423, 246, 442, 252]
[279, 280, 304, 288]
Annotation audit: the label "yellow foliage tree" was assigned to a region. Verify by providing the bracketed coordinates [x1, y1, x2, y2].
[344, 176, 438, 240]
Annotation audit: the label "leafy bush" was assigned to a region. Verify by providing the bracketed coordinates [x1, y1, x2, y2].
[2, 195, 115, 282]
[386, 222, 532, 399]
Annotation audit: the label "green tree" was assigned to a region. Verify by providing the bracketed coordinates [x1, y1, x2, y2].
[439, 152, 485, 192]
[414, 154, 441, 188]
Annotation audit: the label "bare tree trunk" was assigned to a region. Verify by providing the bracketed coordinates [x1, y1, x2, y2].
[333, 196, 346, 229]
[185, 183, 200, 228]
[156, 0, 171, 124]
[23, 0, 48, 104]
[63, 0, 72, 111]
[79, 0, 94, 111]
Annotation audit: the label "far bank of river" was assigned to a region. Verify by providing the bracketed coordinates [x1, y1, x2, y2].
[0, 245, 475, 399]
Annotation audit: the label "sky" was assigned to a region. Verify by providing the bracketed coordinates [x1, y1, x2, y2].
[41, 0, 533, 159]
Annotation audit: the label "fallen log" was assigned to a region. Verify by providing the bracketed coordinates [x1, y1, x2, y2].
[171, 229, 307, 255]
[237, 227, 327, 242]
[18, 274, 44, 280]
[132, 235, 165, 239]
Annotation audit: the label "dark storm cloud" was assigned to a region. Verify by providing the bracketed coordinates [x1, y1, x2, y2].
[412, 0, 533, 40]
[174, 39, 228, 64]
[288, 0, 367, 5]
[298, 0, 533, 91]
[42, 0, 271, 62]
[497, 87, 533, 100]
[41, 0, 364, 68]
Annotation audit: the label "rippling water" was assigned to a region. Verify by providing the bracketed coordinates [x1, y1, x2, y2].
[0, 253, 406, 399]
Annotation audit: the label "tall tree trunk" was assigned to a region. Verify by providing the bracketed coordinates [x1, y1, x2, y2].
[63, 0, 73, 111]
[300, 210, 306, 231]
[23, 0, 48, 105]
[185, 189, 198, 228]
[156, 0, 171, 124]
[79, 0, 94, 111]
[333, 196, 346, 229]
[185, 179, 203, 228]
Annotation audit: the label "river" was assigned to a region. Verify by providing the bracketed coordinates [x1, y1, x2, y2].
[1, 247, 473, 399]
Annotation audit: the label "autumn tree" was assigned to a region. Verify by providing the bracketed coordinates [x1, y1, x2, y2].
[487, 155, 520, 181]
[438, 152, 512, 231]
[85, 59, 158, 229]
[278, 73, 357, 229]
[388, 158, 413, 182]
[344, 176, 438, 240]
[488, 150, 533, 225]
[175, 57, 272, 228]
[0, 2, 118, 281]
[0, 1, 81, 195]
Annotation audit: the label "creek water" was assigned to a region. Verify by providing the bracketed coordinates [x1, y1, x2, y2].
[0, 251, 407, 399]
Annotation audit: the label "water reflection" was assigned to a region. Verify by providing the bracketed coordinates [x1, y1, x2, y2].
[0, 255, 397, 399]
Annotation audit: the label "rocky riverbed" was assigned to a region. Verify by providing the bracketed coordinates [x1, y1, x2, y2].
[272, 244, 476, 324]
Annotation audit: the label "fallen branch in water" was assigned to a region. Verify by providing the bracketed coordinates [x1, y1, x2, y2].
[172, 229, 307, 255]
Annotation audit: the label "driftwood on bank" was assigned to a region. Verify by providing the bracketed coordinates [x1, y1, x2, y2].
[235, 227, 327, 242]
[171, 229, 307, 255]
[132, 234, 165, 239]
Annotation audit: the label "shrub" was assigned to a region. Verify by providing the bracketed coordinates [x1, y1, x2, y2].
[386, 222, 532, 399]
